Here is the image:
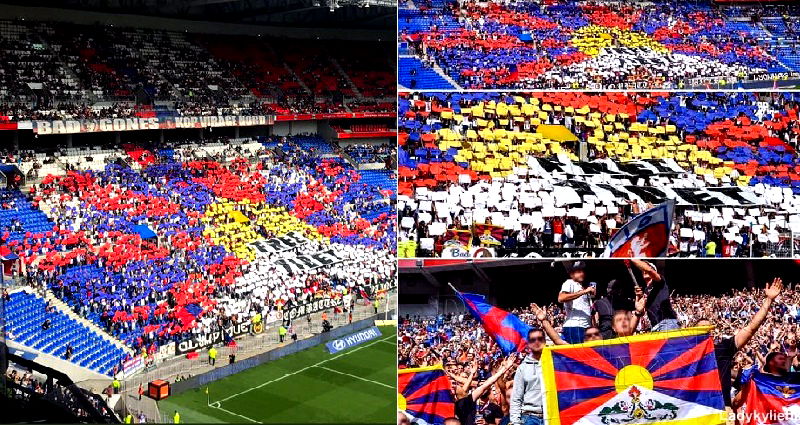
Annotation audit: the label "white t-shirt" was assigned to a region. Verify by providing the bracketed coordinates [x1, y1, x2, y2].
[560, 279, 592, 328]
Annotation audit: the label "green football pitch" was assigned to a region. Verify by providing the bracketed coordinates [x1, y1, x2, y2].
[159, 326, 397, 423]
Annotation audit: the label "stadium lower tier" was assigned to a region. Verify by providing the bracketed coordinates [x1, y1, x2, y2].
[5, 290, 128, 376]
[0, 135, 397, 377]
[398, 91, 800, 258]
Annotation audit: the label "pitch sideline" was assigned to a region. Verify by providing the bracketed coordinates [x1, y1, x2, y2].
[206, 332, 396, 420]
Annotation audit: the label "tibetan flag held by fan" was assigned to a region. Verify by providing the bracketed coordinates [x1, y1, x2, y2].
[444, 229, 472, 248]
[398, 365, 455, 425]
[442, 229, 473, 257]
[452, 285, 530, 355]
[541, 326, 726, 425]
[603, 200, 674, 258]
[739, 369, 800, 425]
[473, 223, 504, 246]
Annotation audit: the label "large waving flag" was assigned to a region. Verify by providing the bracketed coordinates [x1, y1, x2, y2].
[398, 365, 455, 425]
[603, 200, 674, 258]
[739, 369, 800, 425]
[452, 285, 530, 355]
[541, 326, 726, 425]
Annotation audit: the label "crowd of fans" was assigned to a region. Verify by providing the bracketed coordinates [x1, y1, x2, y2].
[1, 134, 396, 367]
[399, 0, 800, 89]
[398, 91, 800, 258]
[0, 19, 394, 121]
[343, 143, 396, 164]
[398, 261, 800, 425]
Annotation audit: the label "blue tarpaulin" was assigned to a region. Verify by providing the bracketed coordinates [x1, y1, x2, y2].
[132, 225, 157, 240]
[0, 164, 19, 175]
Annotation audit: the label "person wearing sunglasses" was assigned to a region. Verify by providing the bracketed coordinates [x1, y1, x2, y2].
[509, 329, 546, 425]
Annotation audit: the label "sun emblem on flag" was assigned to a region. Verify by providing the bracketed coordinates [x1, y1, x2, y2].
[398, 392, 407, 410]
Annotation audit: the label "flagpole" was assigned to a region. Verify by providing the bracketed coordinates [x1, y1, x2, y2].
[625, 262, 639, 288]
[447, 282, 459, 294]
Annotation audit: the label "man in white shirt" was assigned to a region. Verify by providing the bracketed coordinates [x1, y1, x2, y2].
[557, 261, 595, 344]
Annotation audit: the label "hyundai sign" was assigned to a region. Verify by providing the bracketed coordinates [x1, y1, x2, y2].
[325, 326, 383, 354]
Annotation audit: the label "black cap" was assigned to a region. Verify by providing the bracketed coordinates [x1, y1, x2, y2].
[567, 261, 586, 273]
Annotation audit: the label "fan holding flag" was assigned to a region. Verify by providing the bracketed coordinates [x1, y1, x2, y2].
[449, 282, 546, 425]
[735, 350, 800, 425]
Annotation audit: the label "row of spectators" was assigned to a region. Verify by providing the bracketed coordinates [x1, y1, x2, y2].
[0, 19, 394, 121]
[398, 261, 799, 425]
[343, 143, 395, 164]
[5, 366, 116, 422]
[399, 0, 800, 89]
[398, 91, 800, 258]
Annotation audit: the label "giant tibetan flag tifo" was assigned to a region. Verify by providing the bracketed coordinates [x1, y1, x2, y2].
[541, 327, 727, 425]
[398, 365, 455, 425]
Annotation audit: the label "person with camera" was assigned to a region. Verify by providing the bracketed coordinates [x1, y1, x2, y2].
[557, 261, 595, 344]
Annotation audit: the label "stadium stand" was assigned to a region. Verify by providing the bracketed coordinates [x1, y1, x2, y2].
[398, 91, 800, 258]
[0, 19, 394, 121]
[399, 56, 455, 89]
[342, 143, 394, 164]
[398, 0, 800, 89]
[0, 0, 395, 422]
[5, 290, 128, 376]
[0, 134, 396, 379]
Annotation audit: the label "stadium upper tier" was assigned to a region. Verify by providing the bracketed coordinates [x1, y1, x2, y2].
[0, 19, 394, 121]
[0, 135, 397, 376]
[398, 0, 800, 89]
[398, 91, 800, 258]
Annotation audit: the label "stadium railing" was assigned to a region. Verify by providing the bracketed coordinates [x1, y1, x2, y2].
[4, 349, 119, 423]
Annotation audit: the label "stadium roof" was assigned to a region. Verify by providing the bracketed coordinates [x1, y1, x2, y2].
[2, 0, 395, 29]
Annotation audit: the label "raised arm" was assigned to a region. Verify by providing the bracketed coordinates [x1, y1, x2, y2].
[631, 259, 661, 282]
[558, 286, 594, 303]
[445, 369, 470, 386]
[631, 290, 647, 332]
[459, 361, 478, 400]
[531, 303, 566, 345]
[471, 356, 516, 402]
[734, 278, 783, 350]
